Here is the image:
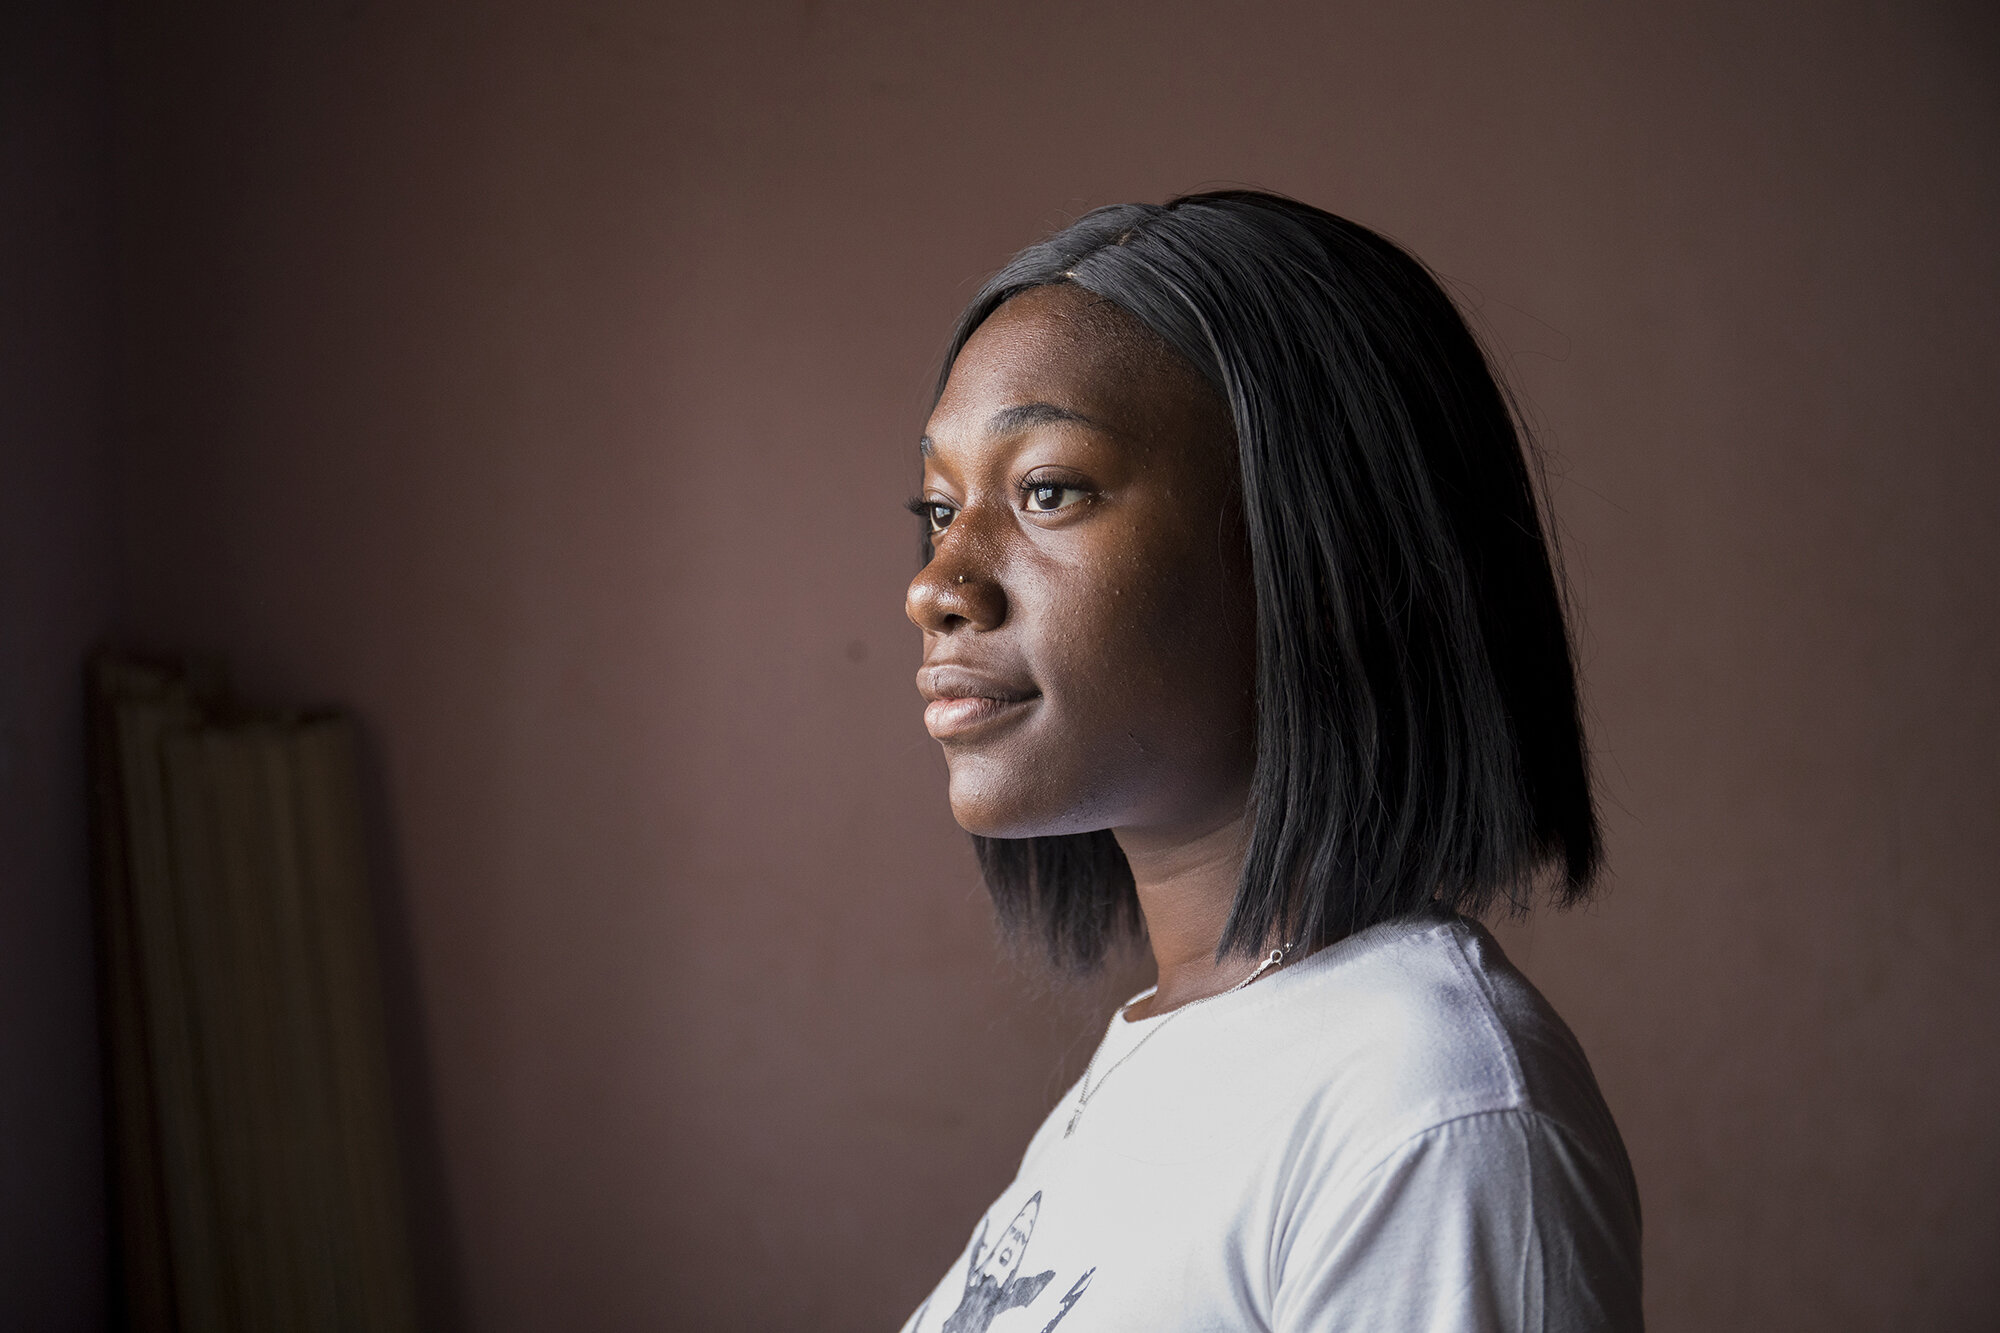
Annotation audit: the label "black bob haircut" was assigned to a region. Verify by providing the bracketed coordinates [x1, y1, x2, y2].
[929, 190, 1600, 971]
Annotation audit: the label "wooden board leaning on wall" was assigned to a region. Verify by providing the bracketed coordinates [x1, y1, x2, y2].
[86, 655, 419, 1333]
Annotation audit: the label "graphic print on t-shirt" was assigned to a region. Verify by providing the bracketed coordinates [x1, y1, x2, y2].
[919, 1190, 1094, 1333]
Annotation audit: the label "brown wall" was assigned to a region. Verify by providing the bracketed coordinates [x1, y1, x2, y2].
[1, 3, 110, 1327]
[73, 1, 2000, 1329]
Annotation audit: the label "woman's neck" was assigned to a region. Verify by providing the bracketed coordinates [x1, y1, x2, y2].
[1114, 807, 1265, 1020]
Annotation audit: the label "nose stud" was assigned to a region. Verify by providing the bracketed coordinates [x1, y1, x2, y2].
[954, 574, 966, 584]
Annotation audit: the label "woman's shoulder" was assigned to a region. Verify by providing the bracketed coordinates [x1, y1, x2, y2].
[1248, 913, 1626, 1172]
[1253, 916, 1643, 1327]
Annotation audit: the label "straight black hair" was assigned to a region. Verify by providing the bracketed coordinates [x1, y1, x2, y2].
[930, 190, 1600, 971]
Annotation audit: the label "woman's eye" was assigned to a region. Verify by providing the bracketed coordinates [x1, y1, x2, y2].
[927, 503, 955, 534]
[1024, 483, 1082, 514]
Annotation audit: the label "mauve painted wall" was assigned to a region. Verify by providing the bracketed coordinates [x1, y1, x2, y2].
[2, 3, 110, 1328]
[83, 1, 2000, 1329]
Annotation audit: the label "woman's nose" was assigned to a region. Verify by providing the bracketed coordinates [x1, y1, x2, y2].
[906, 538, 1007, 635]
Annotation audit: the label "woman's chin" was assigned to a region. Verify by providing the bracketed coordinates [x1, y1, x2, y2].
[946, 792, 1044, 840]
[946, 781, 1106, 841]
[952, 812, 1053, 840]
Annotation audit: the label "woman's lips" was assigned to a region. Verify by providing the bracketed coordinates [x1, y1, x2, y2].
[917, 664, 1039, 741]
[923, 693, 1036, 739]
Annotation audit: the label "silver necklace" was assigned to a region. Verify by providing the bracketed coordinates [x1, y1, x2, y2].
[1063, 943, 1294, 1138]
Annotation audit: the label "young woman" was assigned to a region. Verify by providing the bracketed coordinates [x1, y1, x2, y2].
[900, 192, 1641, 1332]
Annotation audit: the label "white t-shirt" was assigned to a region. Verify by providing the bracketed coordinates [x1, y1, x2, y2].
[897, 913, 1642, 1333]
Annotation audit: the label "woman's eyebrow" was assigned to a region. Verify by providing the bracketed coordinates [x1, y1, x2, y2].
[986, 401, 1103, 435]
[919, 401, 1107, 457]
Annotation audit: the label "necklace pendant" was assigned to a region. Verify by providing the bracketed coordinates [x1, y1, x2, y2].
[1064, 1106, 1082, 1138]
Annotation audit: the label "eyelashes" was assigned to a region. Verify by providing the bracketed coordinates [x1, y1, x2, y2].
[906, 478, 1093, 536]
[1022, 481, 1085, 514]
[905, 495, 957, 536]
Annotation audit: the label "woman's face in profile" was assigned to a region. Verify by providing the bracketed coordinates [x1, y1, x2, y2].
[907, 283, 1257, 844]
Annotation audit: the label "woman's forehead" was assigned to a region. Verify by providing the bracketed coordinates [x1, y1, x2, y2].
[929, 285, 1222, 448]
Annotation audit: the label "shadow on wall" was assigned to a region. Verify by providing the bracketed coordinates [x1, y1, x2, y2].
[352, 717, 468, 1333]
